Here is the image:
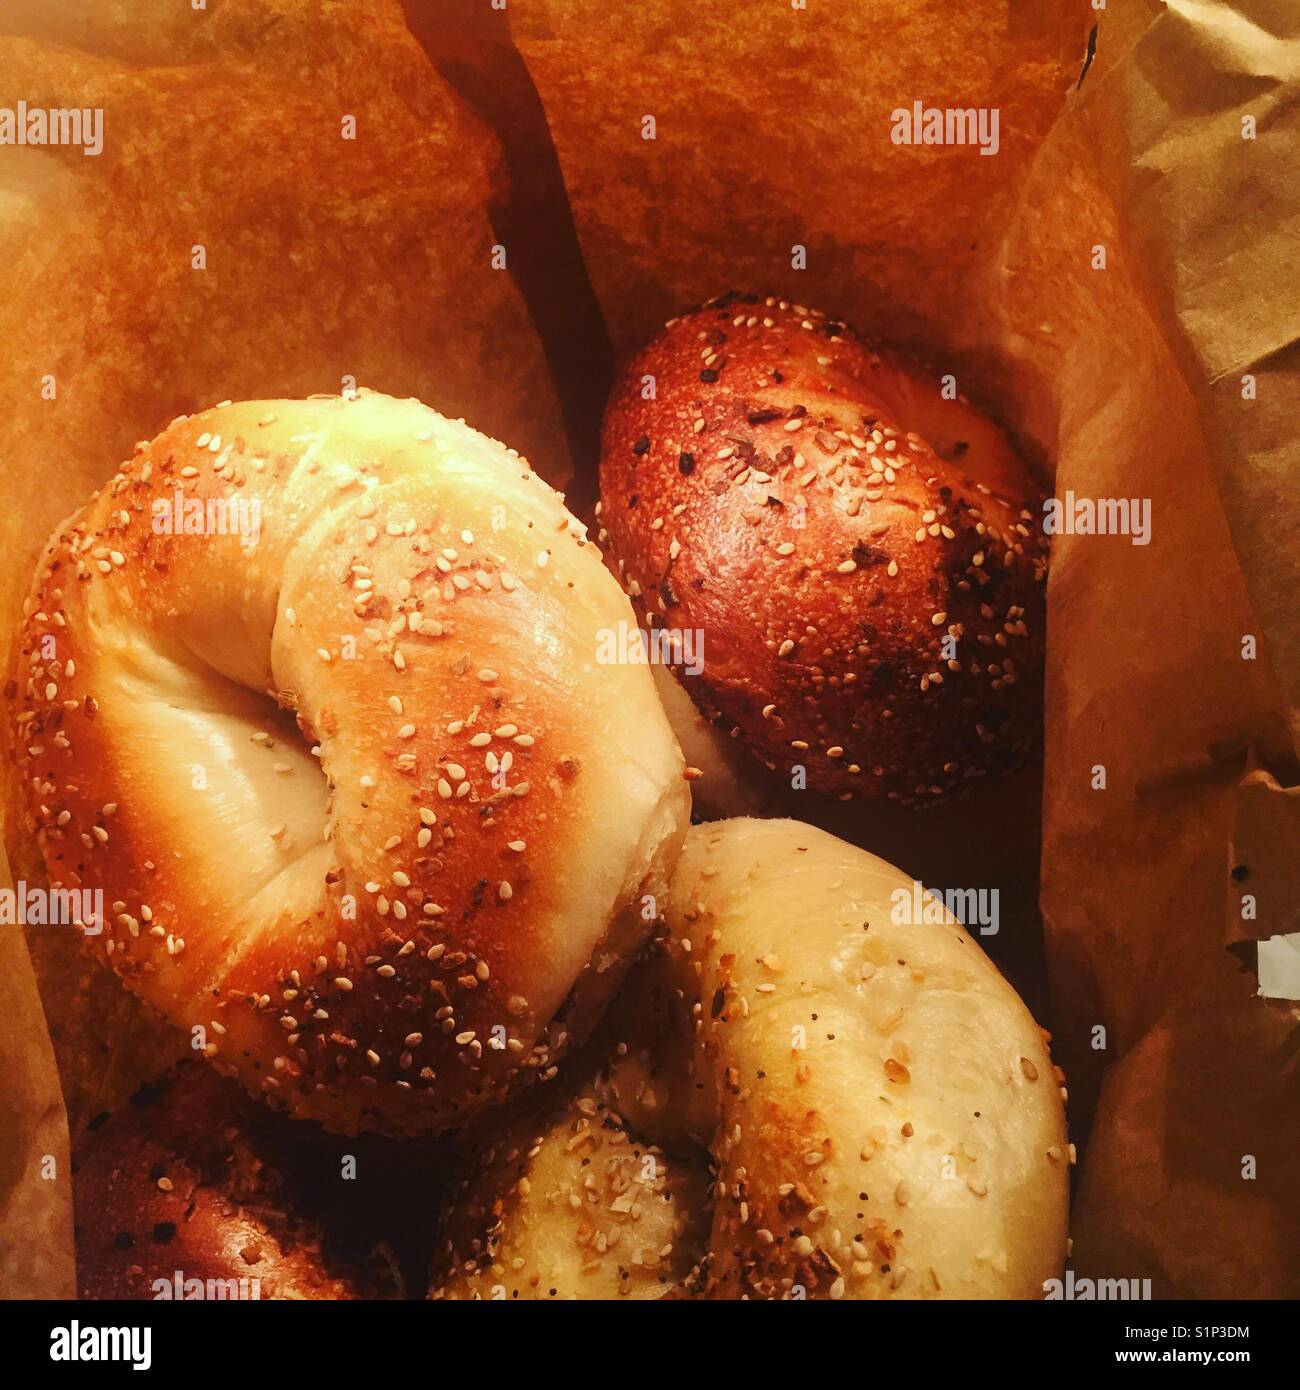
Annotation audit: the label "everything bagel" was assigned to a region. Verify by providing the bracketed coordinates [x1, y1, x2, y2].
[11, 391, 690, 1136]
[432, 818, 1070, 1299]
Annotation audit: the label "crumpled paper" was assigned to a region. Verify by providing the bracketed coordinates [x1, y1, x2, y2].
[1, 0, 1295, 1298]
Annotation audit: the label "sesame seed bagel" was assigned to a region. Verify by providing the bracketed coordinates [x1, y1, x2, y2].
[430, 1050, 712, 1301]
[429, 818, 1070, 1300]
[597, 292, 1048, 805]
[12, 390, 690, 1135]
[74, 1059, 434, 1300]
[430, 950, 713, 1300]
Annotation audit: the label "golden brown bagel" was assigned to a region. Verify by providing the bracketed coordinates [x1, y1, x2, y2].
[440, 819, 1070, 1300]
[73, 1058, 439, 1300]
[12, 391, 690, 1135]
[598, 293, 1048, 805]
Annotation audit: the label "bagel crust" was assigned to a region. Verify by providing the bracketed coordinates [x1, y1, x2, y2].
[598, 292, 1048, 805]
[74, 1059, 428, 1300]
[430, 1056, 712, 1301]
[668, 818, 1069, 1298]
[430, 955, 714, 1300]
[11, 391, 689, 1135]
[427, 818, 1070, 1300]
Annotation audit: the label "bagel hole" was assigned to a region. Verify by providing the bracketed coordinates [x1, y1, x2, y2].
[140, 648, 334, 888]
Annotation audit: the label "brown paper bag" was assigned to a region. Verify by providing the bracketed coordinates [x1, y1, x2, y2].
[1, 0, 1295, 1298]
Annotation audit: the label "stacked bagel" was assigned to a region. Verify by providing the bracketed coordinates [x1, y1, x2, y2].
[433, 820, 1068, 1300]
[10, 312, 1064, 1299]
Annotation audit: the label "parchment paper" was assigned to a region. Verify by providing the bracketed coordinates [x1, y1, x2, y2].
[1, 0, 1295, 1298]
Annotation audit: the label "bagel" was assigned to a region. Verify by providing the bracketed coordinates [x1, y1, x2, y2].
[436, 818, 1069, 1299]
[431, 948, 715, 1299]
[10, 390, 690, 1135]
[597, 292, 1048, 805]
[74, 1058, 436, 1300]
[430, 1050, 711, 1301]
